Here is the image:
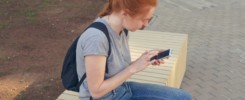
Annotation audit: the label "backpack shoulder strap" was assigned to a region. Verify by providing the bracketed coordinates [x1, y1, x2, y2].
[89, 22, 111, 59]
[123, 28, 128, 36]
[76, 22, 111, 89]
[89, 22, 110, 73]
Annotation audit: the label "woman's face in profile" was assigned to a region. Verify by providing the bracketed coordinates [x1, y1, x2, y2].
[123, 7, 156, 32]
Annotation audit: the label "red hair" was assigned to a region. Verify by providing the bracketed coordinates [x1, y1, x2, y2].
[98, 0, 157, 17]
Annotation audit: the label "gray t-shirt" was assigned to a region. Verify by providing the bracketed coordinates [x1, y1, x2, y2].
[76, 17, 131, 99]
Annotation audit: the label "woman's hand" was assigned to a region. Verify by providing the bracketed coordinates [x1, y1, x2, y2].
[151, 49, 166, 66]
[152, 58, 165, 66]
[129, 50, 164, 73]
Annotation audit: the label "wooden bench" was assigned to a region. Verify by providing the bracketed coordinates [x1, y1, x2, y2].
[57, 30, 188, 100]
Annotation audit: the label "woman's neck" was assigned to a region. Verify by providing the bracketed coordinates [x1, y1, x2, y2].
[105, 13, 123, 35]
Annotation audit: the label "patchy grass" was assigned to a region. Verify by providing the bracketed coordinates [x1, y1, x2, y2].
[24, 10, 38, 23]
[0, 49, 7, 64]
[40, 0, 56, 9]
[16, 92, 27, 100]
[0, 49, 10, 77]
[0, 23, 9, 29]
[43, 0, 52, 5]
[12, 9, 36, 24]
[41, 83, 52, 91]
[0, 71, 9, 77]
[0, 0, 9, 4]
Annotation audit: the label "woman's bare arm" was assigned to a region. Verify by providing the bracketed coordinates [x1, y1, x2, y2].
[85, 50, 160, 99]
[85, 55, 134, 99]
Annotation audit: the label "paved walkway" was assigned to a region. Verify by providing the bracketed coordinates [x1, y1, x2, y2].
[147, 0, 245, 100]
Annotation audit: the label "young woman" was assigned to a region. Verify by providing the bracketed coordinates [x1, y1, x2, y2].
[76, 0, 192, 99]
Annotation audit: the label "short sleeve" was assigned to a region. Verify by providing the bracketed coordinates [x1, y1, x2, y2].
[80, 28, 109, 57]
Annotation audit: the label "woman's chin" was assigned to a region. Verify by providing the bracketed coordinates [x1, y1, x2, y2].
[130, 29, 137, 32]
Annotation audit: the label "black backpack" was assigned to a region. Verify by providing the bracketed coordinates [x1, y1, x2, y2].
[61, 22, 128, 92]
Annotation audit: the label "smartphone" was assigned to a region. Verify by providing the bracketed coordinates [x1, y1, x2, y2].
[150, 49, 172, 61]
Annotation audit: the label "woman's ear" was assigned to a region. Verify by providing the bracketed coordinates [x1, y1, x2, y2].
[121, 9, 129, 17]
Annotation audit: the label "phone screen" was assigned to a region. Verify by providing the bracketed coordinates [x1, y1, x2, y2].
[150, 49, 171, 61]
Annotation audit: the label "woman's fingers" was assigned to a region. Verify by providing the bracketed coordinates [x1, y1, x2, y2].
[147, 51, 158, 60]
[160, 59, 165, 64]
[152, 62, 159, 65]
[141, 49, 168, 66]
[141, 50, 167, 66]
[151, 59, 165, 66]
[142, 50, 149, 55]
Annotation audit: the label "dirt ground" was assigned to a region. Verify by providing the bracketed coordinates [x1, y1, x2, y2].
[0, 0, 106, 99]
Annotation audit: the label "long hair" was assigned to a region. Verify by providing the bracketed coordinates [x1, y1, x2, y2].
[98, 0, 157, 17]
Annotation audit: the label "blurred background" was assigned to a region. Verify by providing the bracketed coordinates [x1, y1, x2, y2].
[0, 0, 106, 99]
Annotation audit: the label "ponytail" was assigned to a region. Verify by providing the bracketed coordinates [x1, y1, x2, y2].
[98, 0, 157, 17]
[98, 0, 112, 17]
